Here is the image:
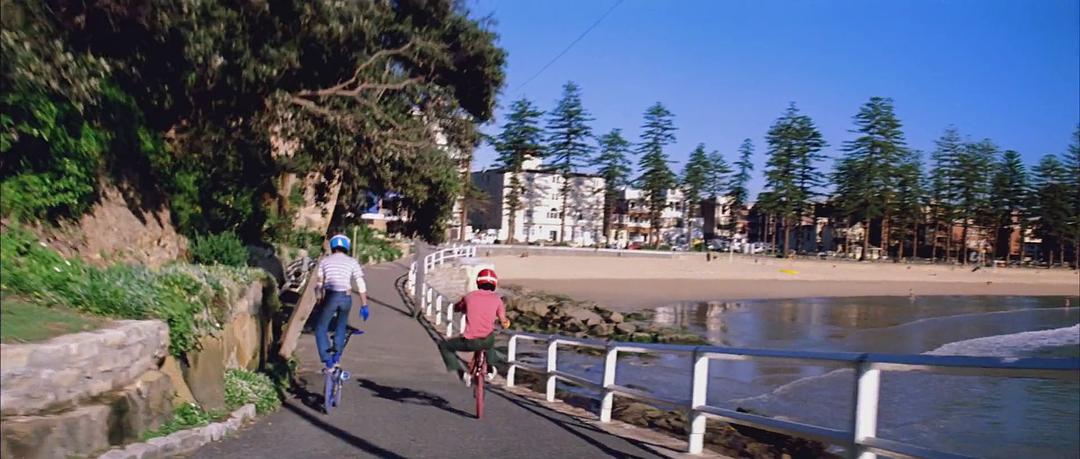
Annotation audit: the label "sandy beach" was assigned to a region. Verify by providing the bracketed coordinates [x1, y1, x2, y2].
[492, 254, 1080, 310]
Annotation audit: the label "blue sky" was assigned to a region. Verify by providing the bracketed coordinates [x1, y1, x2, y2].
[467, 0, 1080, 198]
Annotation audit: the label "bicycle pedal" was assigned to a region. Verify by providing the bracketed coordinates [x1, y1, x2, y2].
[339, 371, 350, 381]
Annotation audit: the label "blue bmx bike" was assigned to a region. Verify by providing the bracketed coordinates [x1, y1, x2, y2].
[323, 327, 363, 414]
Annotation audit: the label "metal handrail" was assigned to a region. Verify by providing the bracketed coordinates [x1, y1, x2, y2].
[408, 245, 1079, 458]
[501, 331, 1080, 459]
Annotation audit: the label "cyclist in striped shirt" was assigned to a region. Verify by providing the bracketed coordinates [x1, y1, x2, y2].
[313, 234, 369, 371]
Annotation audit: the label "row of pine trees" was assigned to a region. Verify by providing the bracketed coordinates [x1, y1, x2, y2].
[492, 83, 1080, 265]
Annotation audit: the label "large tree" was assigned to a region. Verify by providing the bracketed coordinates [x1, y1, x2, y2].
[681, 144, 711, 238]
[546, 81, 594, 243]
[761, 103, 826, 256]
[832, 97, 907, 260]
[988, 149, 1029, 263]
[954, 139, 997, 264]
[596, 129, 632, 245]
[928, 128, 964, 262]
[2, 0, 507, 242]
[892, 150, 926, 260]
[1031, 154, 1071, 266]
[494, 98, 545, 244]
[635, 102, 678, 245]
[1064, 126, 1080, 266]
[729, 139, 754, 207]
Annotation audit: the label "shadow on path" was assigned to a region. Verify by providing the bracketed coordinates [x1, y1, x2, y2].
[281, 402, 407, 459]
[488, 388, 661, 459]
[355, 378, 474, 419]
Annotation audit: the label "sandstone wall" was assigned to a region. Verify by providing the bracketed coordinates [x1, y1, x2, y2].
[0, 281, 275, 459]
[0, 320, 169, 417]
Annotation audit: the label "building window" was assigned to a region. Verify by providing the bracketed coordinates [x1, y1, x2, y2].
[549, 230, 558, 241]
[525, 210, 533, 218]
[547, 208, 559, 219]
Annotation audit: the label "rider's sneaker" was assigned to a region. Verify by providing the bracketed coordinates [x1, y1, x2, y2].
[459, 369, 471, 387]
[486, 366, 498, 382]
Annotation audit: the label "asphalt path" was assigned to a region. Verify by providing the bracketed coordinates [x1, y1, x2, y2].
[192, 259, 666, 458]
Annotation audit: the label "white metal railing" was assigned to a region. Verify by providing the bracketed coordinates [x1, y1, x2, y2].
[408, 244, 476, 338]
[502, 331, 1080, 459]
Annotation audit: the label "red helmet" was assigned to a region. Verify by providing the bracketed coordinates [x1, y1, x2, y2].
[476, 268, 498, 289]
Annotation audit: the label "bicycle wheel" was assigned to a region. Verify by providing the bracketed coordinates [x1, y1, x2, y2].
[323, 370, 335, 414]
[474, 359, 485, 419]
[333, 371, 343, 407]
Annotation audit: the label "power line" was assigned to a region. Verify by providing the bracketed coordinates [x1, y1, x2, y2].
[515, 0, 624, 92]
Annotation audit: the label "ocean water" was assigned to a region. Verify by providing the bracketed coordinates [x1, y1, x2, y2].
[515, 296, 1080, 458]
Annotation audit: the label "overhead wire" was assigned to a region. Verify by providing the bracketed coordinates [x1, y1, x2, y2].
[514, 0, 624, 92]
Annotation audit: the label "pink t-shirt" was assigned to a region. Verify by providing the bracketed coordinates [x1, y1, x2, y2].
[460, 290, 507, 339]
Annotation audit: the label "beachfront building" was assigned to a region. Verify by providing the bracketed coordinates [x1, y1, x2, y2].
[609, 187, 686, 247]
[700, 196, 751, 242]
[470, 157, 606, 245]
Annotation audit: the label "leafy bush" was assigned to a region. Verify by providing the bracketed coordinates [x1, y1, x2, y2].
[140, 403, 220, 440]
[348, 225, 402, 264]
[224, 369, 281, 414]
[190, 232, 248, 267]
[0, 225, 262, 356]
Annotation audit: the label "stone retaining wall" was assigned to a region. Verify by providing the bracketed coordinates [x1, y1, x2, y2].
[0, 280, 275, 459]
[0, 320, 169, 417]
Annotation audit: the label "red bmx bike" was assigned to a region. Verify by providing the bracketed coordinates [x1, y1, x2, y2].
[466, 349, 488, 419]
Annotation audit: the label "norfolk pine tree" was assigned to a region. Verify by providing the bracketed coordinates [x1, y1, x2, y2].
[762, 103, 826, 256]
[954, 139, 997, 264]
[596, 129, 632, 245]
[495, 98, 545, 243]
[1031, 154, 1070, 266]
[989, 150, 1029, 264]
[834, 97, 908, 260]
[636, 103, 678, 245]
[929, 128, 964, 262]
[680, 144, 712, 245]
[546, 82, 595, 243]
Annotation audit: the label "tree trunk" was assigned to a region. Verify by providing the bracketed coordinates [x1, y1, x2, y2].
[945, 220, 953, 264]
[783, 217, 791, 258]
[882, 210, 891, 259]
[559, 181, 568, 244]
[960, 222, 970, 265]
[862, 217, 870, 261]
[911, 219, 918, 260]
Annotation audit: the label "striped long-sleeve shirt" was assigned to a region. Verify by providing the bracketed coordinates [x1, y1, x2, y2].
[315, 253, 366, 293]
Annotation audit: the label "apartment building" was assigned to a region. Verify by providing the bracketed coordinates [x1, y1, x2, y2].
[471, 157, 606, 246]
[610, 188, 686, 247]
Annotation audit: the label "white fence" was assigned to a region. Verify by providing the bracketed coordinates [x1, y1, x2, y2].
[409, 245, 1080, 459]
[408, 244, 476, 338]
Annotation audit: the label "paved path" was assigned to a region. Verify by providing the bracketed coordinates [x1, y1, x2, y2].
[193, 260, 668, 458]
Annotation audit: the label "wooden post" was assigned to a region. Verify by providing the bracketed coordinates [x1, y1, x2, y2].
[279, 277, 319, 360]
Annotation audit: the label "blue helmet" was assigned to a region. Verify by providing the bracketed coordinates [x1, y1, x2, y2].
[329, 234, 351, 252]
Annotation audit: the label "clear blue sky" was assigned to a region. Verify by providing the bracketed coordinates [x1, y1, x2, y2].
[468, 0, 1080, 198]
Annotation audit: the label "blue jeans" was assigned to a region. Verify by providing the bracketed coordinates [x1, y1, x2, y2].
[315, 291, 353, 365]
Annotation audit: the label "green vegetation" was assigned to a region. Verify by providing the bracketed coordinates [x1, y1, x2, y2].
[494, 98, 546, 243]
[189, 232, 248, 267]
[0, 296, 106, 343]
[140, 403, 223, 441]
[225, 369, 282, 414]
[1, 0, 506, 244]
[347, 226, 403, 264]
[595, 129, 633, 245]
[636, 103, 679, 246]
[1, 225, 260, 356]
[546, 81, 595, 243]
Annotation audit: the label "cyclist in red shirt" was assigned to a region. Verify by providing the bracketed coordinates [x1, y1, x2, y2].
[439, 268, 510, 383]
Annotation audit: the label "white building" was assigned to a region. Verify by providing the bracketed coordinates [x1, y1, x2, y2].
[471, 157, 606, 246]
[610, 187, 686, 247]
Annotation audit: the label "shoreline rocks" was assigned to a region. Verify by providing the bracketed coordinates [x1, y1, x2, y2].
[502, 286, 707, 345]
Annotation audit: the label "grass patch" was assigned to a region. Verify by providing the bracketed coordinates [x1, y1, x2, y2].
[225, 368, 281, 414]
[0, 224, 270, 356]
[0, 295, 107, 343]
[140, 403, 225, 441]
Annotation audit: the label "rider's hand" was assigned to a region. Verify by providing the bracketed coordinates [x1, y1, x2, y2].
[501, 319, 511, 329]
[360, 304, 370, 321]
